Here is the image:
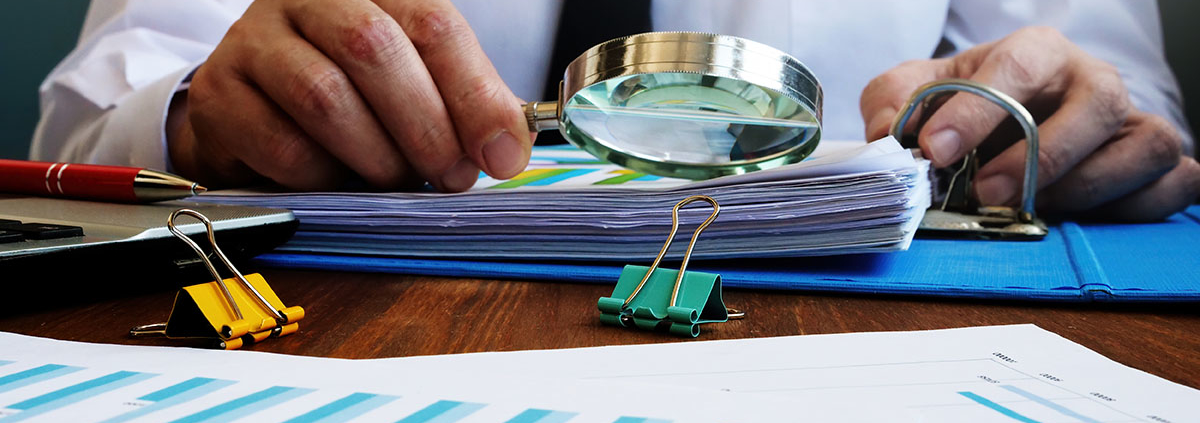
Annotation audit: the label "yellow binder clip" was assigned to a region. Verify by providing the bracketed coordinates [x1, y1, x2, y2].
[130, 209, 305, 350]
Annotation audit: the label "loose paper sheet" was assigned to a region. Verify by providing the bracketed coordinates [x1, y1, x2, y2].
[0, 332, 891, 423]
[1, 325, 1195, 422]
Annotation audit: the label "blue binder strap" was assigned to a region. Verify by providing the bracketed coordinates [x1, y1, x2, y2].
[255, 206, 1200, 303]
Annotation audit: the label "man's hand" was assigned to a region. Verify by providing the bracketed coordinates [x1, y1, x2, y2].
[166, 0, 532, 192]
[861, 27, 1199, 221]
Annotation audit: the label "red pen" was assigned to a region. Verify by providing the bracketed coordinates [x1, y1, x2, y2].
[0, 159, 206, 203]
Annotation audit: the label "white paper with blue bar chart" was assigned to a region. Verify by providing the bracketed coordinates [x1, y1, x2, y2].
[4, 326, 1195, 422]
[392, 325, 1200, 423]
[0, 332, 895, 423]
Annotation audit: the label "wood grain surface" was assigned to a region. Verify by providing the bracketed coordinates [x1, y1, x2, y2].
[2, 269, 1197, 390]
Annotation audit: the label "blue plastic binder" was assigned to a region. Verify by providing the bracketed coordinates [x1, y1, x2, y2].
[253, 206, 1200, 302]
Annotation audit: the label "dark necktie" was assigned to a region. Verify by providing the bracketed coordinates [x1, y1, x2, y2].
[537, 0, 653, 144]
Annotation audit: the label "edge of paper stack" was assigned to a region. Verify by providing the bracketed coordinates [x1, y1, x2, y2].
[198, 137, 931, 261]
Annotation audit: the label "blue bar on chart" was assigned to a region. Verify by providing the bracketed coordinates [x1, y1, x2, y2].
[0, 362, 11, 367]
[999, 385, 1103, 423]
[614, 415, 672, 423]
[395, 400, 486, 423]
[612, 417, 672, 423]
[98, 377, 236, 423]
[0, 370, 156, 423]
[170, 386, 315, 423]
[282, 392, 399, 423]
[504, 408, 578, 423]
[0, 364, 83, 395]
[958, 391, 1042, 423]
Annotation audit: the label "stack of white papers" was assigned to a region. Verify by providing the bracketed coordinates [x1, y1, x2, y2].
[199, 137, 930, 261]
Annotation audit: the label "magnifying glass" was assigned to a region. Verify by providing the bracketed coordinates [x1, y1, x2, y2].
[523, 32, 823, 180]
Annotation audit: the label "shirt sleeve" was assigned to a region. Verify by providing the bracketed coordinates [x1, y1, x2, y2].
[941, 0, 1193, 155]
[30, 0, 252, 169]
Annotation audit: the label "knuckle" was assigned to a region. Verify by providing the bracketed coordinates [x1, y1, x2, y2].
[1142, 116, 1184, 167]
[224, 19, 253, 40]
[1036, 143, 1067, 181]
[452, 75, 503, 115]
[407, 122, 457, 166]
[1015, 26, 1067, 44]
[290, 63, 351, 119]
[186, 69, 217, 110]
[185, 70, 229, 127]
[265, 129, 315, 170]
[1183, 158, 1200, 196]
[867, 69, 908, 92]
[893, 59, 931, 73]
[989, 47, 1043, 89]
[862, 69, 916, 111]
[341, 17, 404, 66]
[405, 7, 473, 53]
[1084, 68, 1131, 128]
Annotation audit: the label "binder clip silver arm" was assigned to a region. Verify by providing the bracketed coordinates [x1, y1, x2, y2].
[621, 195, 744, 320]
[131, 209, 289, 339]
[891, 79, 1048, 240]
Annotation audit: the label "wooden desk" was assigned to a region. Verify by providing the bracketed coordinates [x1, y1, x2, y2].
[2, 269, 1198, 390]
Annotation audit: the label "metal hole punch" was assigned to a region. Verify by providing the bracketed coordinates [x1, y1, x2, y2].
[598, 195, 741, 338]
[890, 79, 1048, 240]
[130, 209, 304, 350]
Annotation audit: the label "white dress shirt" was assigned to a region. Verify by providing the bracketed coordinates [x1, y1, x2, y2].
[31, 0, 1191, 170]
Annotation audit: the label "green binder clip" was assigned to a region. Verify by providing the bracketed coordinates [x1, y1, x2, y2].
[598, 195, 744, 337]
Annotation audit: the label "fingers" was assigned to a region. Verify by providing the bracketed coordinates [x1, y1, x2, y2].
[1038, 112, 1186, 213]
[188, 61, 348, 190]
[177, 0, 529, 192]
[861, 26, 1194, 220]
[382, 0, 532, 179]
[918, 29, 1074, 168]
[1102, 156, 1200, 221]
[238, 14, 413, 190]
[285, 0, 479, 191]
[973, 62, 1132, 205]
[860, 59, 948, 141]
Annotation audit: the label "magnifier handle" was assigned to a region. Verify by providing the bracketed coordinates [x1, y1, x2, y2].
[522, 101, 560, 132]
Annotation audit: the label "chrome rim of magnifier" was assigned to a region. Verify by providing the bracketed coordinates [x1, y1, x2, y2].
[525, 32, 824, 180]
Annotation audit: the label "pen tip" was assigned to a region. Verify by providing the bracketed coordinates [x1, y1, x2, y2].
[194, 184, 208, 195]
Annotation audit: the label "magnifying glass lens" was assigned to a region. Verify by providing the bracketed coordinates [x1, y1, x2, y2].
[523, 32, 823, 180]
[562, 72, 819, 178]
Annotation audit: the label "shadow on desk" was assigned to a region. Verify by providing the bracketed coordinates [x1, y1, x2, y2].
[0, 259, 278, 317]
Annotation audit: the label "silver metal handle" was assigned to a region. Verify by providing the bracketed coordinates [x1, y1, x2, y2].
[523, 101, 559, 132]
[889, 79, 1040, 222]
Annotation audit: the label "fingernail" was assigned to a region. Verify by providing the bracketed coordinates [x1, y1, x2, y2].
[976, 174, 1018, 206]
[926, 129, 961, 166]
[483, 131, 526, 178]
[440, 157, 479, 192]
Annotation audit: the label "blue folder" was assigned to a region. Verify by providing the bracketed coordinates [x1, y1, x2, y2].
[254, 206, 1200, 302]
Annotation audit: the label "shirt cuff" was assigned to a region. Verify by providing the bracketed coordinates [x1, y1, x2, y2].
[89, 62, 201, 171]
